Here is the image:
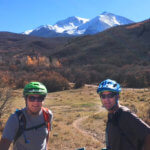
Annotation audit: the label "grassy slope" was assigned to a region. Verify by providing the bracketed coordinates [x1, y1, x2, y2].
[0, 85, 150, 150]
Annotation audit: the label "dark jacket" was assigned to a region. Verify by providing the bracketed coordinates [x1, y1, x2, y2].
[106, 105, 150, 150]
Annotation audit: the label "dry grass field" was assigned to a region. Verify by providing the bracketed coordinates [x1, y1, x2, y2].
[0, 85, 150, 150]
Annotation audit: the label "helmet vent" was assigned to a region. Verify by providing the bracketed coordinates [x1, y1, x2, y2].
[113, 84, 117, 87]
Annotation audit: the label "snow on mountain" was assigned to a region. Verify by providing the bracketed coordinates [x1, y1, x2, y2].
[22, 25, 54, 35]
[77, 15, 110, 35]
[28, 25, 62, 38]
[78, 12, 134, 35]
[36, 25, 55, 31]
[23, 16, 89, 37]
[23, 12, 134, 37]
[23, 29, 33, 35]
[55, 16, 89, 28]
[53, 16, 89, 35]
[101, 12, 134, 25]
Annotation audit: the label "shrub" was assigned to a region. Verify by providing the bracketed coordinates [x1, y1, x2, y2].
[74, 79, 85, 89]
[40, 74, 70, 92]
[0, 70, 70, 92]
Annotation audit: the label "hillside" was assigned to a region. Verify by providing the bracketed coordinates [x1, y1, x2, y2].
[0, 19, 150, 88]
[54, 19, 150, 65]
[53, 19, 150, 87]
[0, 32, 68, 54]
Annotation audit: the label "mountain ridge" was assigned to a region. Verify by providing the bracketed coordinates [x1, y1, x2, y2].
[24, 12, 134, 37]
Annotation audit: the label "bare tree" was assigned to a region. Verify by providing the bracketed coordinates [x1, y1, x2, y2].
[0, 86, 12, 119]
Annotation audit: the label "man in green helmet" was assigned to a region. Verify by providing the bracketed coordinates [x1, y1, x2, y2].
[97, 79, 150, 150]
[0, 82, 53, 150]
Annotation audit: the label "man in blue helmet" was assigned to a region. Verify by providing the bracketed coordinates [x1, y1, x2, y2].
[97, 79, 150, 150]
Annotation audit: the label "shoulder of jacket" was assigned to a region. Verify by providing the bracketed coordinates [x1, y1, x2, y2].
[119, 105, 131, 113]
[119, 105, 139, 122]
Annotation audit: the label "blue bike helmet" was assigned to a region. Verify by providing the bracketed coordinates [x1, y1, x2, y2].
[97, 79, 121, 94]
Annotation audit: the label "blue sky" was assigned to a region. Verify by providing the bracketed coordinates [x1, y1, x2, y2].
[0, 0, 150, 33]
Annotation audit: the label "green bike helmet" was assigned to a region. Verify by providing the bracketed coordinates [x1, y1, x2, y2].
[23, 82, 47, 97]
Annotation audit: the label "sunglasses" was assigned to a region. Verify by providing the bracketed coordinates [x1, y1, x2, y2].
[100, 92, 117, 99]
[28, 96, 45, 102]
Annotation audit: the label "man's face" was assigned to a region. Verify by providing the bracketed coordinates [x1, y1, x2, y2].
[26, 94, 45, 115]
[100, 91, 119, 111]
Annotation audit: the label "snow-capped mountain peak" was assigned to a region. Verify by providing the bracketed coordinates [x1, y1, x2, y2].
[23, 12, 134, 37]
[99, 14, 120, 26]
[55, 16, 89, 27]
[75, 16, 89, 24]
[77, 12, 134, 35]
[36, 25, 54, 31]
[23, 29, 33, 35]
[53, 16, 89, 35]
[101, 12, 134, 25]
[101, 11, 115, 16]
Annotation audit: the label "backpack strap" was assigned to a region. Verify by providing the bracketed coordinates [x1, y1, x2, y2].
[14, 109, 26, 144]
[42, 107, 51, 131]
[25, 122, 46, 131]
[42, 107, 51, 149]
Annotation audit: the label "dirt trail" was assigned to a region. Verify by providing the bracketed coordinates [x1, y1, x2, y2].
[73, 116, 100, 143]
[72, 106, 106, 144]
